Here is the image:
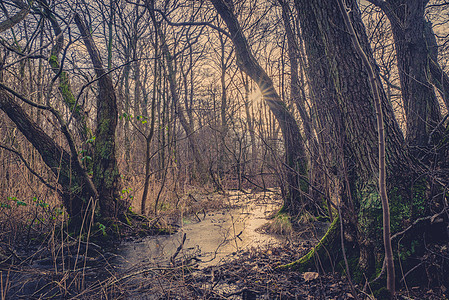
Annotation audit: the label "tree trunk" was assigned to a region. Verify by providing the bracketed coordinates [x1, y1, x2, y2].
[0, 0, 29, 33]
[279, 0, 329, 217]
[218, 33, 229, 181]
[75, 14, 125, 219]
[40, 2, 91, 144]
[294, 0, 409, 276]
[337, 0, 395, 292]
[147, 3, 207, 182]
[242, 74, 257, 176]
[141, 29, 159, 214]
[0, 91, 91, 227]
[211, 0, 311, 217]
[370, 0, 441, 152]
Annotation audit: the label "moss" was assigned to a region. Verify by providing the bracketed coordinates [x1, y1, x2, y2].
[97, 140, 114, 160]
[97, 119, 111, 136]
[263, 212, 293, 235]
[357, 182, 383, 247]
[59, 73, 78, 112]
[357, 177, 427, 256]
[48, 54, 59, 69]
[278, 204, 287, 214]
[355, 175, 433, 290]
[278, 216, 340, 272]
[49, 56, 77, 112]
[411, 178, 427, 219]
[111, 222, 120, 235]
[69, 184, 82, 194]
[123, 212, 132, 226]
[104, 167, 119, 188]
[316, 215, 330, 222]
[49, 55, 91, 141]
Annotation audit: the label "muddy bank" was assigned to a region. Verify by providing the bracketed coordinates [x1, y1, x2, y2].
[108, 240, 448, 300]
[1, 190, 446, 299]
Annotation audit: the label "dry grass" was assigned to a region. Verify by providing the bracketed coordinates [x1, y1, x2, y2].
[260, 213, 294, 236]
[0, 135, 282, 299]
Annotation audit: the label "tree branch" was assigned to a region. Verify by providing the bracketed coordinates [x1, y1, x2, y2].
[0, 143, 58, 192]
[0, 85, 99, 200]
[141, 0, 231, 38]
[0, 0, 29, 33]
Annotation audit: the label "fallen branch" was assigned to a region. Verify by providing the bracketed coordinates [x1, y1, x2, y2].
[391, 207, 449, 240]
[171, 233, 187, 265]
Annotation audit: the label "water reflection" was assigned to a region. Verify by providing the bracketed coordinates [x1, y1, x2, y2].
[114, 191, 284, 269]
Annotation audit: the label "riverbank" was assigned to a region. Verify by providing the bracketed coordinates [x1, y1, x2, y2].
[0, 190, 447, 299]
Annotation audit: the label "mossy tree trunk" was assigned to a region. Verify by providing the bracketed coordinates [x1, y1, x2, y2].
[211, 0, 313, 217]
[75, 14, 126, 219]
[0, 11, 127, 228]
[337, 0, 395, 292]
[293, 0, 411, 277]
[0, 91, 92, 228]
[282, 216, 340, 272]
[0, 8, 99, 229]
[38, 0, 91, 144]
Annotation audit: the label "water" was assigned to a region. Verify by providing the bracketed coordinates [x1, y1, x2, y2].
[2, 191, 289, 299]
[113, 191, 285, 269]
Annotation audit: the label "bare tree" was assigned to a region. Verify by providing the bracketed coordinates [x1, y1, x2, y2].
[368, 0, 442, 153]
[210, 0, 313, 217]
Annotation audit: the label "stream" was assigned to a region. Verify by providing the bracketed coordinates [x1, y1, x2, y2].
[113, 191, 286, 269]
[3, 191, 327, 299]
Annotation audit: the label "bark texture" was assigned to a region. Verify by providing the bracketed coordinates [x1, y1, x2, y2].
[294, 0, 409, 275]
[370, 0, 441, 151]
[337, 0, 394, 292]
[40, 1, 91, 143]
[0, 91, 90, 226]
[211, 0, 311, 216]
[0, 0, 29, 33]
[75, 14, 125, 219]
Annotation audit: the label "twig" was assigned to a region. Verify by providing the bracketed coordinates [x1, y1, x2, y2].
[171, 233, 186, 265]
[391, 207, 449, 240]
[0, 143, 57, 191]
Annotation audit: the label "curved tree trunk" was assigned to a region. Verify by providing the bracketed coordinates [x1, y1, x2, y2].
[0, 91, 91, 227]
[210, 0, 312, 217]
[75, 14, 126, 219]
[39, 2, 91, 144]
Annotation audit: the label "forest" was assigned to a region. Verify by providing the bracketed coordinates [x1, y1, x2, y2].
[0, 0, 449, 299]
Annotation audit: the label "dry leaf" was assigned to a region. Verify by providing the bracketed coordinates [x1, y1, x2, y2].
[303, 271, 319, 282]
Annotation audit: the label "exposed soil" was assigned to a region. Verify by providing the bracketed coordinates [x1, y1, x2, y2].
[2, 238, 448, 299]
[96, 238, 447, 300]
[0, 191, 448, 299]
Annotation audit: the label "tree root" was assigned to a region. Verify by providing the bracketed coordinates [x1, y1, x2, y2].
[278, 216, 340, 272]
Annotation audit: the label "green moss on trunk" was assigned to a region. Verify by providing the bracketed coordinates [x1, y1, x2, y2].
[279, 216, 340, 272]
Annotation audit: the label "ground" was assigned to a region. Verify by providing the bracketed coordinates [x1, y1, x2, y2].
[0, 190, 448, 299]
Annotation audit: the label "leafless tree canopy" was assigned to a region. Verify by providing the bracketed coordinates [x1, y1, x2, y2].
[1, 0, 449, 298]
